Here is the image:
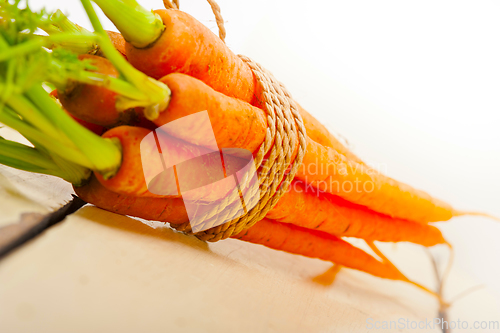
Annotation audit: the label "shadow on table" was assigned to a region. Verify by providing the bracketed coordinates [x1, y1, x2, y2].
[74, 205, 431, 318]
[75, 205, 210, 252]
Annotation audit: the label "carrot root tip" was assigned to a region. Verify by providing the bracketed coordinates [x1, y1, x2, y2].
[454, 210, 500, 222]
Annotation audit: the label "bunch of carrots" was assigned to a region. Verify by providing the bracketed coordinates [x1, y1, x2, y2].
[0, 0, 496, 303]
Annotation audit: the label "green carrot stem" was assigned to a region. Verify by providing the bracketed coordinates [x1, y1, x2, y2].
[25, 84, 122, 178]
[91, 0, 164, 48]
[39, 9, 170, 115]
[0, 1, 118, 185]
[0, 137, 61, 170]
[54, 68, 155, 111]
[80, 0, 171, 119]
[50, 153, 92, 186]
[0, 105, 94, 168]
[0, 138, 91, 185]
[0, 154, 52, 175]
[43, 10, 98, 54]
[0, 154, 62, 178]
[6, 94, 71, 145]
[0, 33, 98, 62]
[50, 10, 86, 34]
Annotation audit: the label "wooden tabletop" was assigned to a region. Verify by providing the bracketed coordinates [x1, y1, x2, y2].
[0, 161, 498, 332]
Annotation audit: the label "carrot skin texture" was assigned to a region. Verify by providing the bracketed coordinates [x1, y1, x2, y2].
[125, 9, 256, 103]
[95, 126, 152, 197]
[154, 73, 267, 154]
[95, 126, 442, 246]
[232, 218, 407, 281]
[269, 181, 447, 246]
[97, 25, 455, 226]
[74, 176, 188, 224]
[95, 125, 220, 198]
[124, 9, 362, 163]
[102, 31, 127, 59]
[50, 89, 105, 135]
[296, 138, 454, 223]
[147, 74, 454, 224]
[58, 55, 135, 127]
[96, 126, 249, 201]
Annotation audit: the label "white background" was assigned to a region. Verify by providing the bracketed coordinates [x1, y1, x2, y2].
[32, 0, 500, 310]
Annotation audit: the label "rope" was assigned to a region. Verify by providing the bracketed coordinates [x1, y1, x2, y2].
[163, 0, 179, 10]
[165, 0, 306, 242]
[163, 0, 226, 42]
[206, 0, 226, 42]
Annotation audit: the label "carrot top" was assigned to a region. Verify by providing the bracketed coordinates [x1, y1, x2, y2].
[0, 1, 122, 183]
[0, 0, 179, 185]
[33, 0, 171, 120]
[91, 0, 165, 48]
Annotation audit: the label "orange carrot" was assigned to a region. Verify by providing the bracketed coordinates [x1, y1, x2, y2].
[92, 2, 499, 223]
[147, 74, 460, 224]
[100, 31, 127, 59]
[296, 138, 457, 223]
[232, 218, 408, 281]
[95, 125, 250, 202]
[125, 10, 255, 101]
[74, 70, 458, 225]
[74, 176, 188, 224]
[57, 54, 138, 127]
[50, 89, 105, 135]
[270, 181, 447, 247]
[64, 16, 472, 224]
[123, 9, 363, 163]
[94, 126, 153, 196]
[72, 7, 488, 225]
[151, 73, 267, 154]
[94, 124, 444, 247]
[76, 175, 447, 300]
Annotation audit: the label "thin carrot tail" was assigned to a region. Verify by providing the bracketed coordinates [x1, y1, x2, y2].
[438, 246, 455, 309]
[453, 210, 500, 222]
[366, 241, 448, 306]
[405, 280, 449, 308]
[235, 219, 410, 282]
[427, 246, 455, 311]
[430, 248, 484, 311]
[312, 264, 343, 286]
